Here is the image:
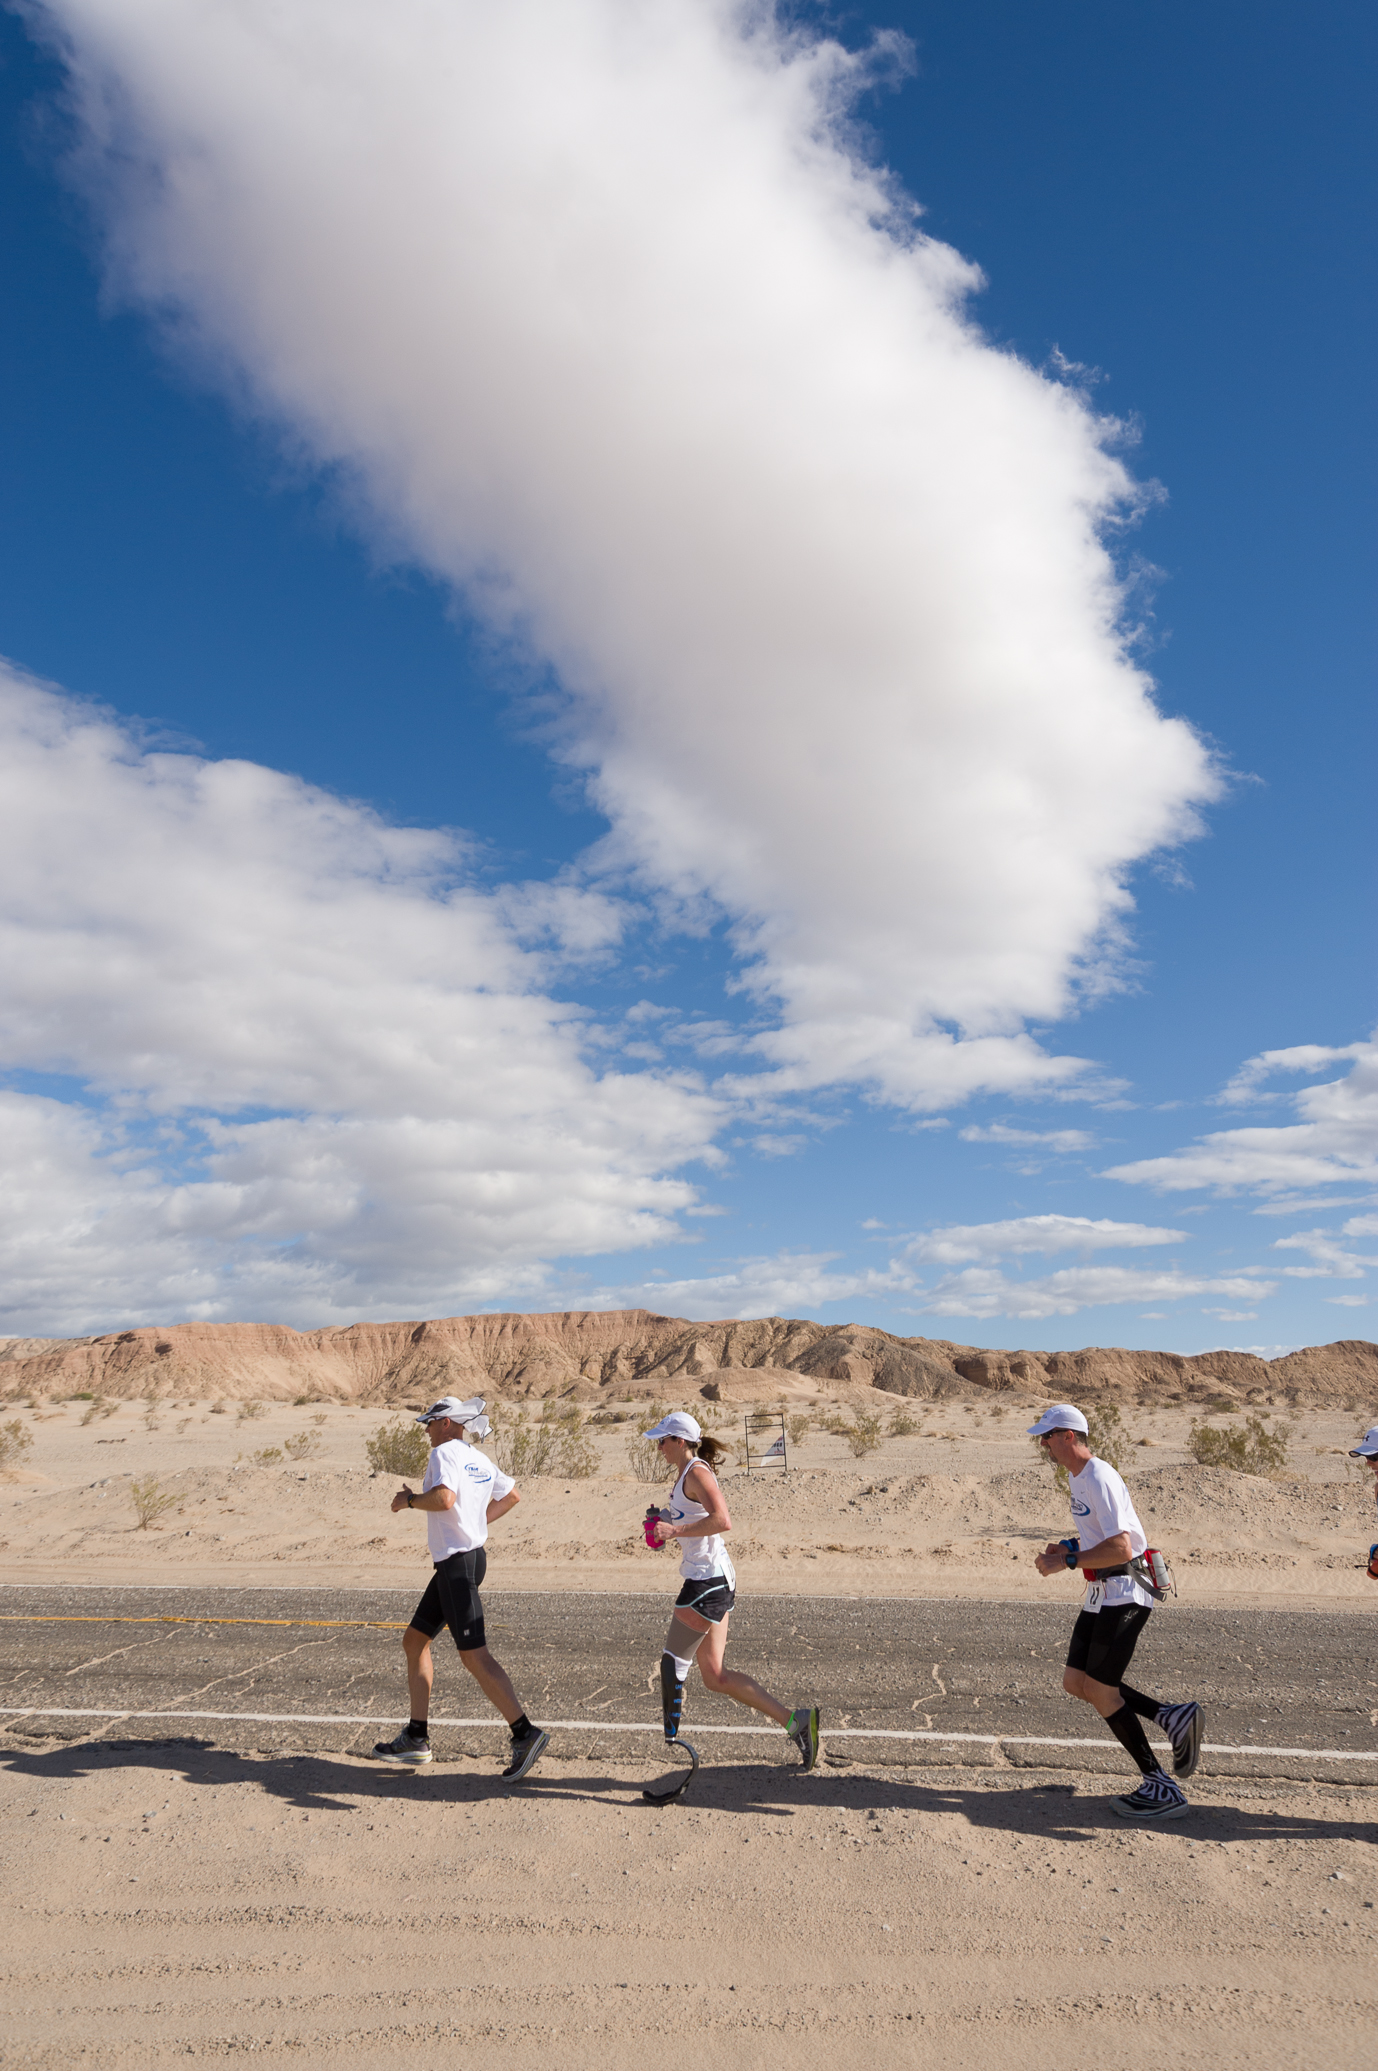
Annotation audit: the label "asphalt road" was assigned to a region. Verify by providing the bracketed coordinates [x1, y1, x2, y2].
[2, 1586, 1376, 1780]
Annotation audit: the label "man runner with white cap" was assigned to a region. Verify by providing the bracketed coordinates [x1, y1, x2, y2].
[1348, 1424, 1378, 1581]
[644, 1410, 820, 1782]
[371, 1396, 549, 1782]
[1030, 1402, 1203, 1822]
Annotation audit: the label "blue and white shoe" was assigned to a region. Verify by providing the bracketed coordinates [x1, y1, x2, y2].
[1159, 1701, 1204, 1780]
[1111, 1773, 1189, 1821]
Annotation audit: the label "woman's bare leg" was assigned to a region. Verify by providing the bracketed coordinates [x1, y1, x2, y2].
[695, 1613, 790, 1726]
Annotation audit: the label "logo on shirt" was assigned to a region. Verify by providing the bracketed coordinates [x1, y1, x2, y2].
[1070, 1495, 1091, 1519]
[463, 1461, 491, 1481]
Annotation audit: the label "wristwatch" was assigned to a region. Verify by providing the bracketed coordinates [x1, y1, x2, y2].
[406, 1491, 415, 1508]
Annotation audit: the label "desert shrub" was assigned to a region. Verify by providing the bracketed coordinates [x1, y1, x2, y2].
[282, 1430, 320, 1462]
[1032, 1403, 1133, 1494]
[625, 1404, 675, 1483]
[252, 1445, 284, 1466]
[1187, 1414, 1290, 1476]
[786, 1413, 812, 1447]
[80, 1397, 105, 1426]
[310, 1413, 328, 1428]
[887, 1407, 918, 1438]
[492, 1401, 597, 1479]
[130, 1473, 179, 1529]
[0, 1419, 34, 1475]
[237, 1400, 265, 1424]
[210, 1401, 227, 1415]
[364, 1419, 431, 1477]
[844, 1410, 883, 1458]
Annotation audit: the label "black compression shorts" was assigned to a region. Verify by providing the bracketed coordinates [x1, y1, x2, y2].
[410, 1547, 488, 1654]
[674, 1576, 736, 1625]
[1065, 1603, 1150, 1685]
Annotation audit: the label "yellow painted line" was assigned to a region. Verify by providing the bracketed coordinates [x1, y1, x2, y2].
[0, 1614, 407, 1631]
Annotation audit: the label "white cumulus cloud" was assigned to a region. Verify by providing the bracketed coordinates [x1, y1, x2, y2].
[0, 667, 724, 1333]
[32, 0, 1218, 1114]
[907, 1213, 1184, 1265]
[1106, 1038, 1378, 1196]
[919, 1266, 1276, 1321]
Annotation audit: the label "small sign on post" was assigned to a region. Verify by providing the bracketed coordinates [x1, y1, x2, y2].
[743, 1410, 788, 1474]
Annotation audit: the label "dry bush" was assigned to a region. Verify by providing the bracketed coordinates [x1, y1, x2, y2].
[237, 1400, 265, 1424]
[364, 1419, 430, 1477]
[492, 1401, 597, 1480]
[786, 1413, 812, 1447]
[309, 1413, 328, 1428]
[625, 1404, 674, 1483]
[0, 1419, 34, 1476]
[887, 1407, 918, 1438]
[283, 1430, 321, 1461]
[209, 1401, 227, 1415]
[252, 1445, 284, 1466]
[130, 1473, 179, 1529]
[1188, 1414, 1290, 1476]
[844, 1410, 883, 1458]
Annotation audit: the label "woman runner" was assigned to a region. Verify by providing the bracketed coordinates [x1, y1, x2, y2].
[644, 1410, 820, 1770]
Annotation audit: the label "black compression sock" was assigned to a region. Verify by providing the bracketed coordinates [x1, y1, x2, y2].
[510, 1713, 531, 1740]
[1105, 1702, 1162, 1777]
[1118, 1682, 1161, 1724]
[407, 1719, 429, 1740]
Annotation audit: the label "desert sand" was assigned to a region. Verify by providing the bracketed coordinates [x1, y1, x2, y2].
[3, 1383, 1375, 1604]
[4, 1366, 1377, 2065]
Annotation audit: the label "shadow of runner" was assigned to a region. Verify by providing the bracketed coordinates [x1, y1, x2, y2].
[4, 1735, 1375, 1844]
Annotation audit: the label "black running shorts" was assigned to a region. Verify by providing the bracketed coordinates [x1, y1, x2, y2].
[674, 1576, 736, 1624]
[411, 1548, 488, 1654]
[1066, 1602, 1150, 1684]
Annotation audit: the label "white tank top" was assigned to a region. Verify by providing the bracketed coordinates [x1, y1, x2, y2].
[669, 1460, 736, 1586]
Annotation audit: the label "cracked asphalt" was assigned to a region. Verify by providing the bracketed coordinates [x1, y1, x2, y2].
[2, 1585, 1376, 1780]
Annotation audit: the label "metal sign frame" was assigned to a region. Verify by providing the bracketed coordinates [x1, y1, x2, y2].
[742, 1409, 788, 1474]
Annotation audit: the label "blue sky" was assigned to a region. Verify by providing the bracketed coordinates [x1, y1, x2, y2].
[0, 1, 1373, 1349]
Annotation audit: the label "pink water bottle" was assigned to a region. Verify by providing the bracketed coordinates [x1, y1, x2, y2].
[643, 1506, 666, 1549]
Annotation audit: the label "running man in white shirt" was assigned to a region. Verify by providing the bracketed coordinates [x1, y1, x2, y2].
[644, 1412, 819, 1780]
[1030, 1403, 1203, 1822]
[1348, 1423, 1378, 1580]
[371, 1396, 549, 1782]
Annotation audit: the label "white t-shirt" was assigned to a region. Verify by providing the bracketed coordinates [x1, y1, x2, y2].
[420, 1440, 515, 1562]
[1068, 1455, 1152, 1610]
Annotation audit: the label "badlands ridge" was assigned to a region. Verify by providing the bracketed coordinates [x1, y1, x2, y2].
[1, 1307, 1375, 1409]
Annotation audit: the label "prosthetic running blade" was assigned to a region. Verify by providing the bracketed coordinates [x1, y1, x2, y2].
[642, 1736, 699, 1803]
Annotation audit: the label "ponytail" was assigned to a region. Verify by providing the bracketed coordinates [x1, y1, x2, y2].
[693, 1433, 730, 1470]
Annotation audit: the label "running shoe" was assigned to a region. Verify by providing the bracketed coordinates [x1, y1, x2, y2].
[1110, 1773, 1189, 1822]
[1160, 1700, 1204, 1781]
[371, 1726, 433, 1767]
[787, 1705, 821, 1773]
[502, 1724, 550, 1782]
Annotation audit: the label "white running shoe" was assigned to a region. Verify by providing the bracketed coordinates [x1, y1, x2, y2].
[371, 1727, 433, 1767]
[1111, 1773, 1189, 1821]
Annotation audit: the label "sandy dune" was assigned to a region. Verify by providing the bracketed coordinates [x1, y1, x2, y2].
[4, 1388, 1376, 1604]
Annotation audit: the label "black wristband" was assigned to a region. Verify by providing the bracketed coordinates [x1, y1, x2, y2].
[406, 1491, 414, 1508]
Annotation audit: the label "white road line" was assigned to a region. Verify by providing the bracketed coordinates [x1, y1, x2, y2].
[1, 1703, 1375, 1760]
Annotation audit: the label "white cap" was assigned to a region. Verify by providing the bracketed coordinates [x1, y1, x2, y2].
[1349, 1424, 1378, 1459]
[1027, 1403, 1090, 1438]
[416, 1395, 486, 1431]
[643, 1410, 702, 1444]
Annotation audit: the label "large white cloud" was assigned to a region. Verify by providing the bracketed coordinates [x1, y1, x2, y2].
[0, 667, 724, 1333]
[1107, 1039, 1378, 1196]
[31, 0, 1218, 1112]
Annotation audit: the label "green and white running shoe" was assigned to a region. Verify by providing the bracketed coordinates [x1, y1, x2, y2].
[786, 1706, 821, 1772]
[371, 1726, 433, 1767]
